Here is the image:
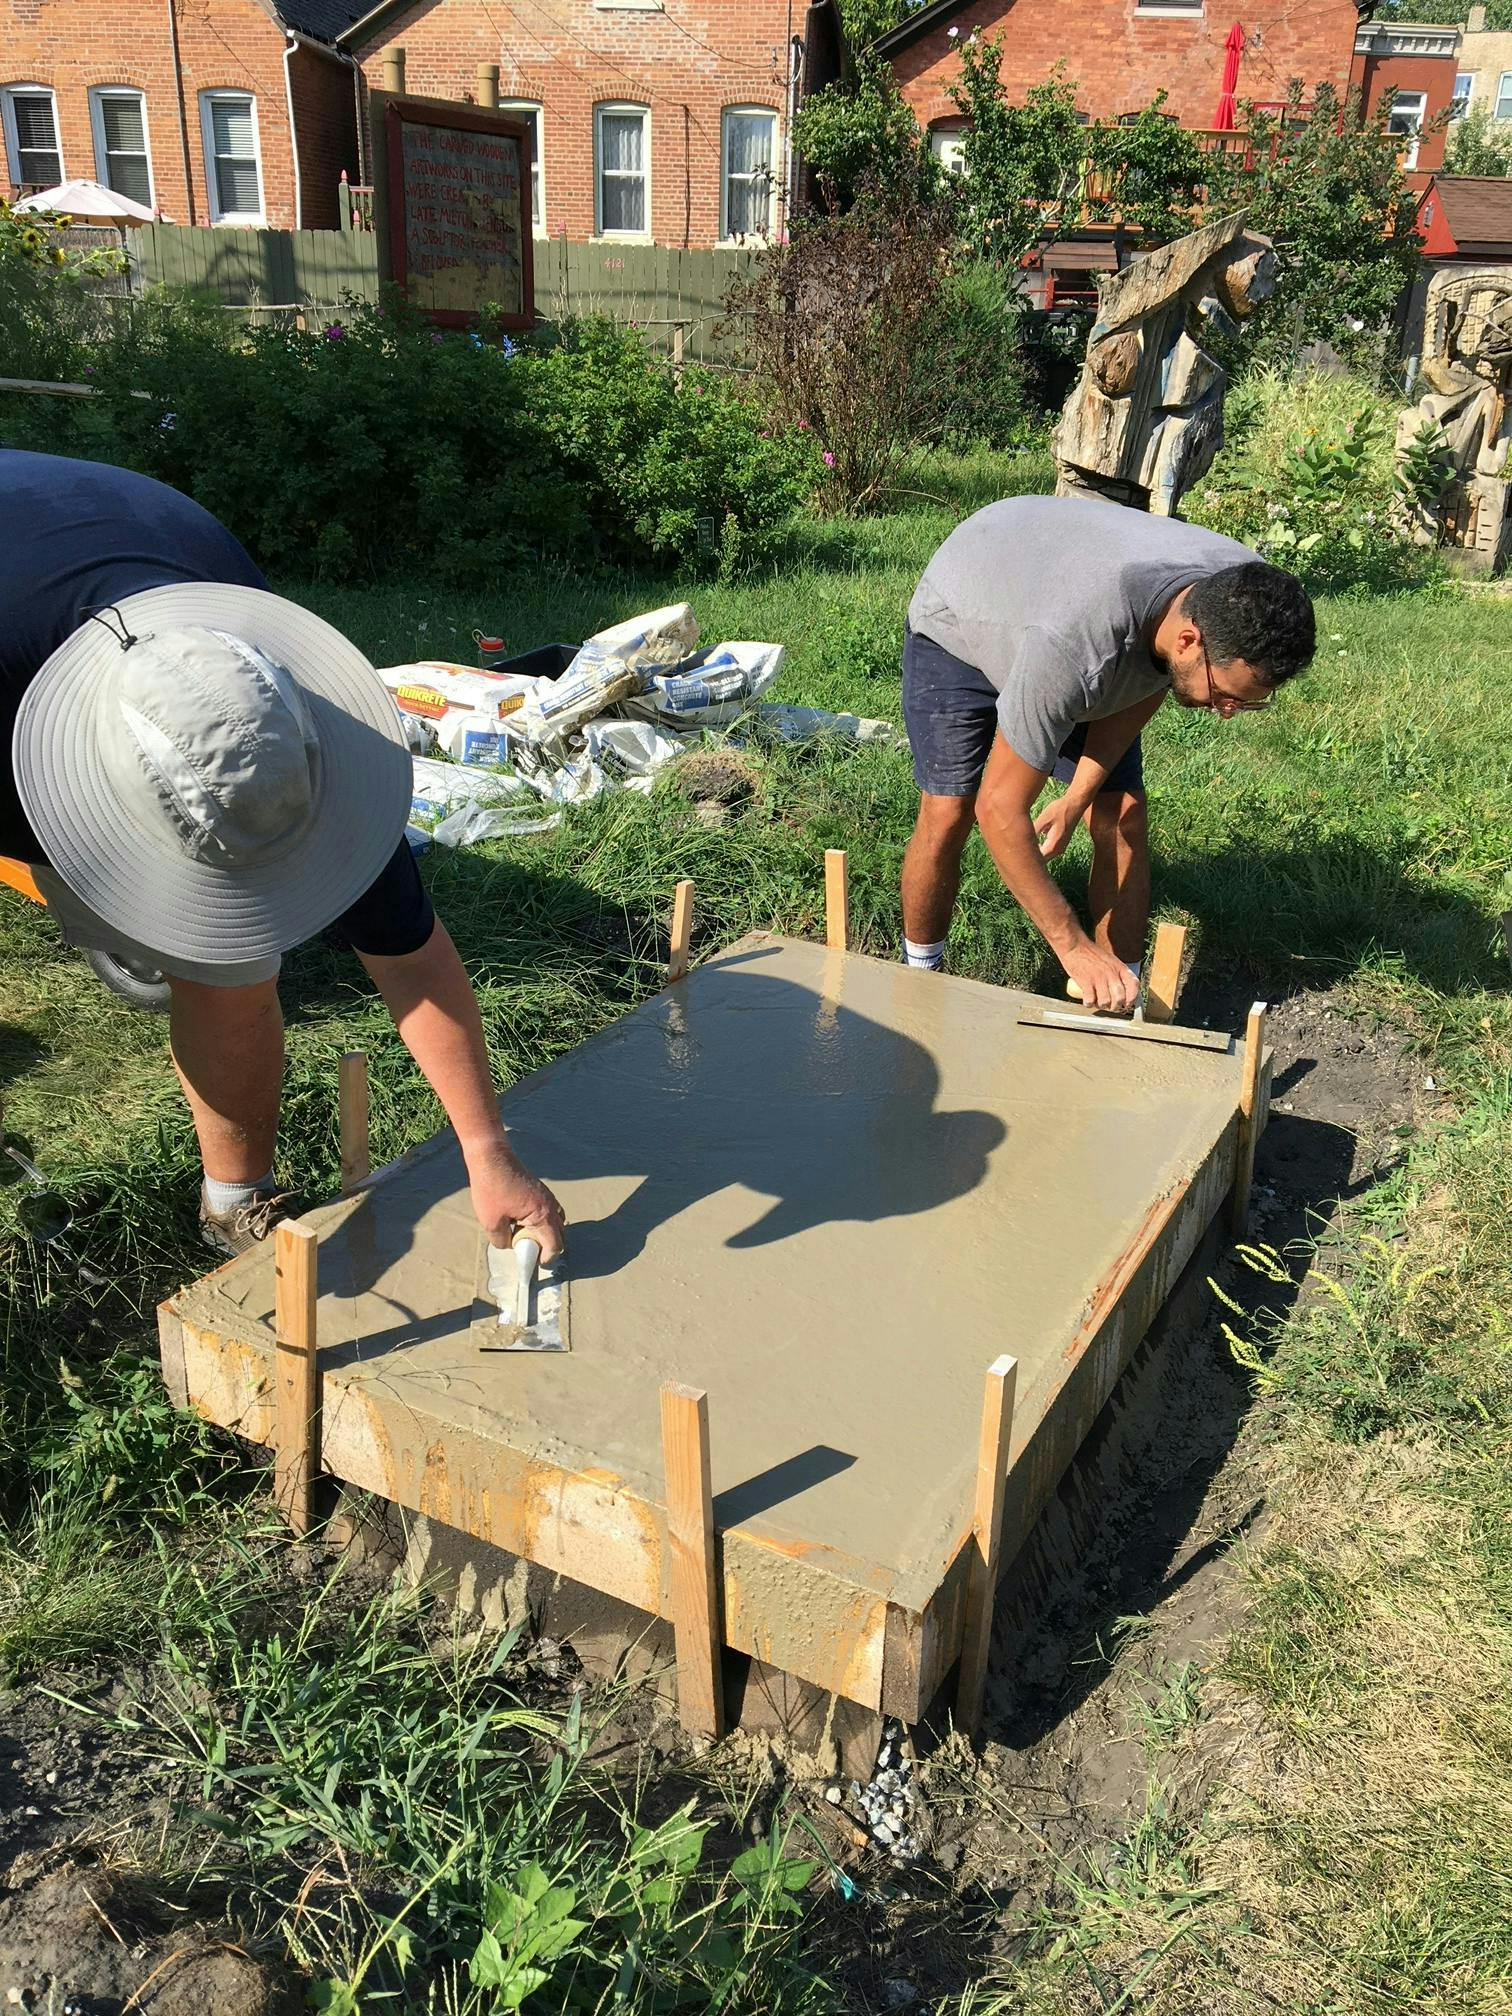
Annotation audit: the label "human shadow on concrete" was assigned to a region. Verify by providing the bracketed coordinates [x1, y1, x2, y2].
[496, 952, 1009, 1283]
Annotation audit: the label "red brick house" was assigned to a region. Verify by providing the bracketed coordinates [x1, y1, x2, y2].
[334, 1, 817, 251]
[1354, 13, 1461, 179]
[0, 0, 363, 229]
[873, 0, 1368, 152]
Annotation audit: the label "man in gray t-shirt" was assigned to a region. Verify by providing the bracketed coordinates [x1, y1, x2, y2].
[901, 495, 1316, 1011]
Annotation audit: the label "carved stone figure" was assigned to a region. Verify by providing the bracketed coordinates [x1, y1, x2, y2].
[1395, 267, 1512, 575]
[1053, 212, 1276, 517]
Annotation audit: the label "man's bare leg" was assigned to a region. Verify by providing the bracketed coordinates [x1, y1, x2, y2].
[1085, 790, 1150, 967]
[168, 975, 283, 1184]
[901, 792, 978, 948]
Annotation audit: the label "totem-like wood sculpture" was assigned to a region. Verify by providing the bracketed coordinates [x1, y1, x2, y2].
[1054, 212, 1276, 517]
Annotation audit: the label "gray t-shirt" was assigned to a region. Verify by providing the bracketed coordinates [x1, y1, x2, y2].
[908, 497, 1257, 772]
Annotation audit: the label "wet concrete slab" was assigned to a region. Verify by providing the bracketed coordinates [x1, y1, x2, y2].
[162, 934, 1247, 1712]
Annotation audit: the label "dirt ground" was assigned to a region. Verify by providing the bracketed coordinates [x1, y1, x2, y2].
[0, 980, 1426, 2015]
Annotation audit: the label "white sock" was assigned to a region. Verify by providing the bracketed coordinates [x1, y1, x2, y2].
[203, 1170, 275, 1214]
[903, 937, 946, 970]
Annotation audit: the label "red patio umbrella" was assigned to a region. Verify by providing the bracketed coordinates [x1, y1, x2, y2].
[1214, 22, 1244, 132]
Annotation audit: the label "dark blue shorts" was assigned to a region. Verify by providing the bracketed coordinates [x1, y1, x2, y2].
[902, 624, 1145, 800]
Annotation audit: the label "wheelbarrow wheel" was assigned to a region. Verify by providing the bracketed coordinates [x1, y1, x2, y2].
[83, 947, 172, 1014]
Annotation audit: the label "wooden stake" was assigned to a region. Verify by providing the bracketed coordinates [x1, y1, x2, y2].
[825, 848, 849, 953]
[1230, 1001, 1269, 1235]
[339, 1051, 370, 1193]
[1501, 908, 1512, 980]
[273, 1220, 320, 1537]
[659, 1382, 724, 1740]
[667, 879, 694, 984]
[1143, 922, 1188, 1025]
[957, 1354, 1018, 1739]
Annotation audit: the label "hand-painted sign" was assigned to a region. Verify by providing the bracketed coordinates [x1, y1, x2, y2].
[385, 101, 535, 328]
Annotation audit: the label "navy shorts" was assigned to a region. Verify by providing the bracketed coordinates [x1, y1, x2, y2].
[902, 624, 1145, 800]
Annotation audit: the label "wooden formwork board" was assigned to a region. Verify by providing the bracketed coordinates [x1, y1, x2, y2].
[159, 935, 1257, 1722]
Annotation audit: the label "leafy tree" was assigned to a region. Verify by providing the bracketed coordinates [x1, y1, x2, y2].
[1446, 106, 1512, 176]
[835, 0, 918, 49]
[1209, 83, 1423, 356]
[791, 56, 939, 209]
[948, 44, 1087, 267]
[1085, 100, 1207, 243]
[1374, 1, 1512, 25]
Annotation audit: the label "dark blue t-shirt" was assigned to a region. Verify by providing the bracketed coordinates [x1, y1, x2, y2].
[0, 450, 432, 957]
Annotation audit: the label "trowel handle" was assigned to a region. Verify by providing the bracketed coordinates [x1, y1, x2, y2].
[512, 1234, 542, 1280]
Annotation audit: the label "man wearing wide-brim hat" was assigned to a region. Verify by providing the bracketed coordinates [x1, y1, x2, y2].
[1, 448, 565, 1261]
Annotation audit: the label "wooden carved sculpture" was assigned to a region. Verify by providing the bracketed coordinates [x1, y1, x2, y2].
[1395, 268, 1512, 575]
[1054, 212, 1276, 517]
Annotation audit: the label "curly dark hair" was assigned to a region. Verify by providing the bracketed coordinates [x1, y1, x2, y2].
[1183, 563, 1317, 686]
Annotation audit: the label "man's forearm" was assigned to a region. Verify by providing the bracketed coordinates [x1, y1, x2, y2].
[1060, 693, 1166, 813]
[977, 796, 1089, 959]
[360, 921, 507, 1156]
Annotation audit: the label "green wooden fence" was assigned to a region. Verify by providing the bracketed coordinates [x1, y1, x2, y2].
[129, 224, 379, 311]
[124, 225, 759, 360]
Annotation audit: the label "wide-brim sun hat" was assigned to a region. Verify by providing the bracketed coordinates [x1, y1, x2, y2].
[14, 583, 414, 966]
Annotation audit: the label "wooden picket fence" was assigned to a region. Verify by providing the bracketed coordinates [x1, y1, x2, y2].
[128, 224, 379, 314]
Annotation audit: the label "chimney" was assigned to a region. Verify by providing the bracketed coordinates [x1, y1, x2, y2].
[383, 46, 406, 95]
[1468, 5, 1487, 32]
[477, 63, 500, 109]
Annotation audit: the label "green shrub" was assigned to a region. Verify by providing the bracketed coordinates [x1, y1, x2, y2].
[1, 289, 818, 582]
[1186, 366, 1437, 593]
[911, 257, 1032, 450]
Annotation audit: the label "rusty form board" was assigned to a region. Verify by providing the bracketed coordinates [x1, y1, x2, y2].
[159, 934, 1251, 1720]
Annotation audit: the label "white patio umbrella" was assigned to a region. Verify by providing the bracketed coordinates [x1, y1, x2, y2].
[15, 179, 159, 225]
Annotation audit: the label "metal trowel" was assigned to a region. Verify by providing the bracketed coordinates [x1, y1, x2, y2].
[476, 1234, 570, 1353]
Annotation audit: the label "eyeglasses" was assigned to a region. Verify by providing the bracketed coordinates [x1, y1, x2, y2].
[1204, 648, 1275, 719]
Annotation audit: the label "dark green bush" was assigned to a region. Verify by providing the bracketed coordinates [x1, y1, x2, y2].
[0, 289, 819, 583]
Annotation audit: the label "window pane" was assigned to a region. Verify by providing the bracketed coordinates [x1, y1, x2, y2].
[215, 155, 260, 216]
[727, 113, 771, 177]
[601, 113, 642, 172]
[101, 94, 144, 154]
[1500, 76, 1512, 120]
[602, 172, 644, 233]
[211, 98, 255, 158]
[109, 152, 151, 206]
[726, 174, 762, 238]
[12, 92, 60, 183]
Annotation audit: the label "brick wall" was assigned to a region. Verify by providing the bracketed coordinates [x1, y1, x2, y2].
[1359, 50, 1458, 177]
[886, 0, 1362, 135]
[1, 1, 359, 231]
[349, 0, 796, 250]
[289, 41, 359, 230]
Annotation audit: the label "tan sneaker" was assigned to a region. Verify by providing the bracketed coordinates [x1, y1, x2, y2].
[198, 1185, 299, 1258]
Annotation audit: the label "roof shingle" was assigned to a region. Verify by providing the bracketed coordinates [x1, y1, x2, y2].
[1431, 176, 1512, 252]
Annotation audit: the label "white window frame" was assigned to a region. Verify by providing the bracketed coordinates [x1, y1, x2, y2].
[199, 88, 264, 225]
[89, 86, 155, 210]
[501, 100, 545, 235]
[1387, 88, 1428, 171]
[1452, 72, 1474, 120]
[719, 106, 778, 244]
[1497, 71, 1512, 121]
[594, 102, 650, 241]
[928, 122, 968, 177]
[1, 85, 63, 191]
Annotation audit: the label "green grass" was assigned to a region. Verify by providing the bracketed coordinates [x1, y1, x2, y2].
[1, 446, 1510, 2011]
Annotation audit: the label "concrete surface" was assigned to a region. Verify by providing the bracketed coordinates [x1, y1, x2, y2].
[163, 933, 1245, 1711]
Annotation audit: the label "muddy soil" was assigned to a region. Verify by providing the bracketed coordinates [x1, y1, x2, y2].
[0, 980, 1426, 2014]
